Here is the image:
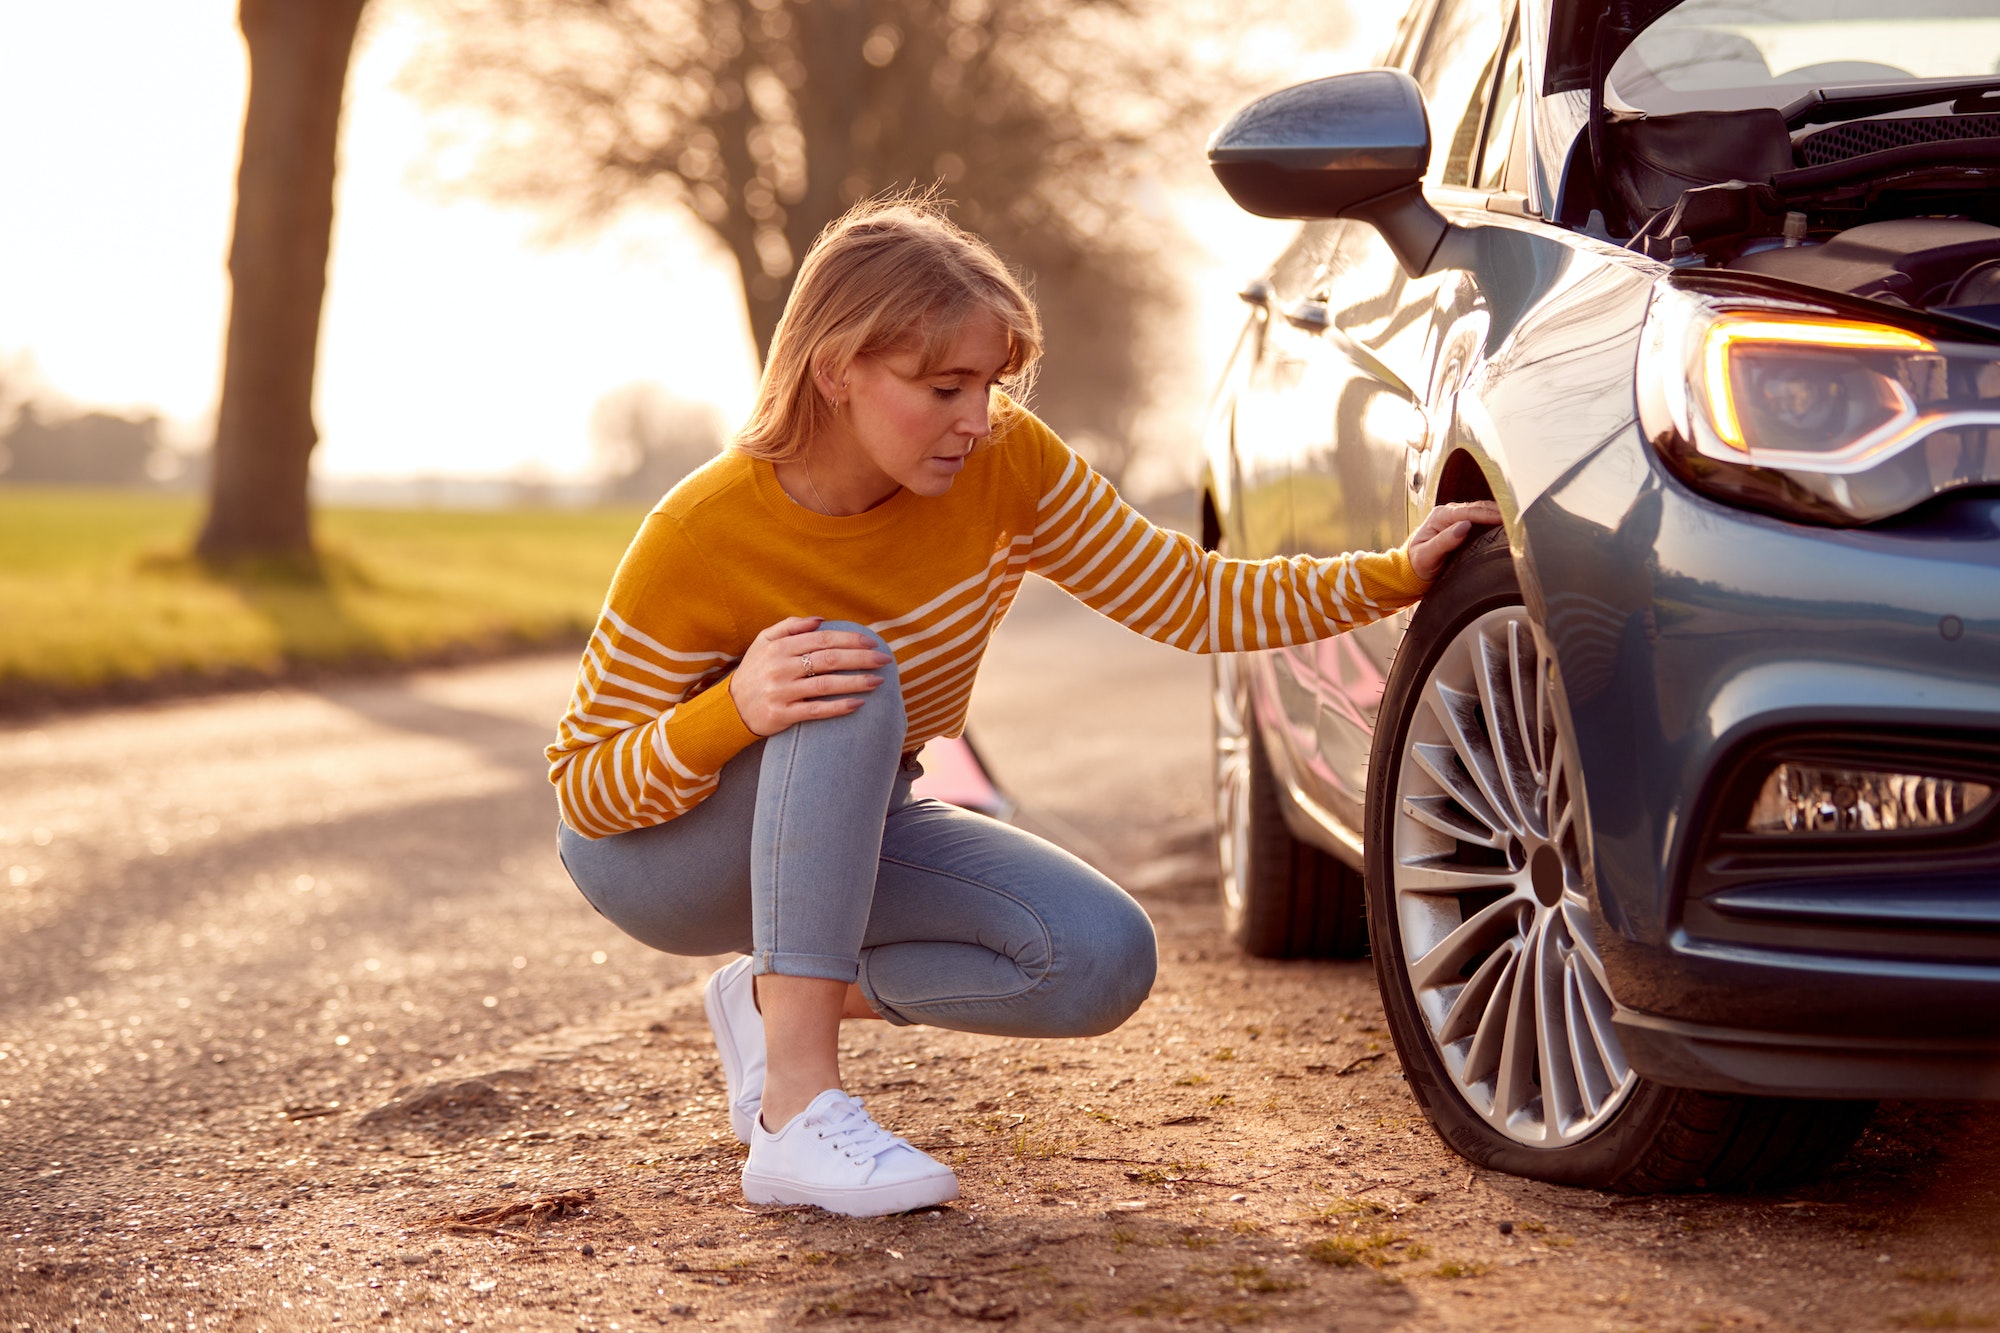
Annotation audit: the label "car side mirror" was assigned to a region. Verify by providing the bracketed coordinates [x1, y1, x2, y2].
[1207, 69, 1460, 279]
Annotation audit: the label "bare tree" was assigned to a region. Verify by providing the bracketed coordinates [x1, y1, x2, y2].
[409, 0, 1258, 487]
[591, 382, 728, 503]
[197, 0, 370, 564]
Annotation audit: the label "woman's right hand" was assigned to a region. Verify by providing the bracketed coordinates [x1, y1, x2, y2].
[727, 616, 893, 737]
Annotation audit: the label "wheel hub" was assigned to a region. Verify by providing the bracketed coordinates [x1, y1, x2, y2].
[1529, 844, 1563, 907]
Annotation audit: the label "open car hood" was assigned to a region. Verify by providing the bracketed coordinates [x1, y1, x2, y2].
[1544, 0, 1683, 94]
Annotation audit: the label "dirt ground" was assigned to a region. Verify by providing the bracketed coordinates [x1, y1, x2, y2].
[3, 579, 1998, 1332]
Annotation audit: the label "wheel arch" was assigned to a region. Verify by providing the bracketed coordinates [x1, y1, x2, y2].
[1434, 448, 1497, 508]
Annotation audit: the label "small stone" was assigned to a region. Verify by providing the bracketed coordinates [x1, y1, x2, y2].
[667, 1305, 695, 1317]
[398, 1253, 425, 1265]
[580, 1243, 596, 1257]
[1498, 1221, 1514, 1236]
[1228, 1194, 1247, 1203]
[496, 1181, 518, 1191]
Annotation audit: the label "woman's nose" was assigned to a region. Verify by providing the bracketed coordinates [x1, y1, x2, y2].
[959, 392, 992, 438]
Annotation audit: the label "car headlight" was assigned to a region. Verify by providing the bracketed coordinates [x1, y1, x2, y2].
[1637, 283, 2000, 524]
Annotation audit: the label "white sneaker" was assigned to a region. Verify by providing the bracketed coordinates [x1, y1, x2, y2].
[741, 1089, 959, 1217]
[702, 957, 764, 1144]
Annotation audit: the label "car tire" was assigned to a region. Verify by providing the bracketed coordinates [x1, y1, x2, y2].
[1212, 649, 1368, 959]
[1364, 526, 1873, 1190]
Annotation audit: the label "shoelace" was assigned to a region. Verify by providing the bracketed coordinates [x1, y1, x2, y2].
[811, 1098, 911, 1166]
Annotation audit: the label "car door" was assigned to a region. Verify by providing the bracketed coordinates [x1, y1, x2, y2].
[1228, 222, 1354, 565]
[1275, 0, 1516, 843]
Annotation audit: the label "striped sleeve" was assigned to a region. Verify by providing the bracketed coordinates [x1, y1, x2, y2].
[545, 515, 758, 839]
[1027, 433, 1430, 653]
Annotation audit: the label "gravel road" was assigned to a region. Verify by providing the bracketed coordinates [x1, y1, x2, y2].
[2, 576, 1996, 1331]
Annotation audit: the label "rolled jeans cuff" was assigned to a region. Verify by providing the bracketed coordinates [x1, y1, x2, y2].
[753, 949, 860, 984]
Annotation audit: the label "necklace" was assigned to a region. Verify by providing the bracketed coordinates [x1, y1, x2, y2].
[802, 456, 836, 516]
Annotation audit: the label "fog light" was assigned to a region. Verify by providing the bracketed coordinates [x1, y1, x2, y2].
[1748, 764, 1994, 834]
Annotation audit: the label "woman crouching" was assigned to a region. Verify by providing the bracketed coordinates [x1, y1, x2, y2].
[549, 198, 1497, 1217]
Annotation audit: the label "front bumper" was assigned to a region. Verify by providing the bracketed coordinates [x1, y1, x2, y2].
[1615, 1002, 2000, 1099]
[1524, 431, 2000, 1098]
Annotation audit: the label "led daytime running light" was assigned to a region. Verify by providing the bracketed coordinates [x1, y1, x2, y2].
[1701, 319, 1935, 450]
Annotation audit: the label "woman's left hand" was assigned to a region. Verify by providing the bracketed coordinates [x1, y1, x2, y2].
[1405, 500, 1503, 583]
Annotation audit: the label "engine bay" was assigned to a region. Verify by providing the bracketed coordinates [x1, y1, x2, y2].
[1729, 218, 2000, 328]
[1574, 87, 2000, 331]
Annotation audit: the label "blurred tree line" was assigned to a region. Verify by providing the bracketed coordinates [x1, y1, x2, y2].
[0, 369, 201, 490]
[590, 383, 729, 504]
[199, 0, 1340, 559]
[0, 407, 190, 489]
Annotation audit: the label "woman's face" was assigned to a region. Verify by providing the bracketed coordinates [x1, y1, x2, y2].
[816, 312, 1011, 507]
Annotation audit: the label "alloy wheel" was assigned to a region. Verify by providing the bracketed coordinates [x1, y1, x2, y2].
[1390, 607, 1635, 1147]
[1212, 652, 1253, 924]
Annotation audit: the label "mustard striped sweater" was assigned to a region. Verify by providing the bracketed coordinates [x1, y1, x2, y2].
[548, 404, 1429, 838]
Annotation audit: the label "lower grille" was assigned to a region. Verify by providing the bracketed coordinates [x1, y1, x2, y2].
[1681, 728, 2000, 964]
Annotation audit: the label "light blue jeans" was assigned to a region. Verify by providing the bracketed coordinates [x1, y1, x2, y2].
[555, 623, 1157, 1036]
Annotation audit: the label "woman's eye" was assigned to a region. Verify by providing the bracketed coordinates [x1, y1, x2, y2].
[931, 385, 961, 399]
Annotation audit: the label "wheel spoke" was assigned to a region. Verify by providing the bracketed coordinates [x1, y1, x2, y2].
[1408, 893, 1529, 991]
[1411, 741, 1506, 834]
[1510, 621, 1546, 786]
[1547, 734, 1577, 841]
[1532, 915, 1583, 1135]
[1423, 678, 1522, 836]
[1562, 899, 1621, 996]
[1460, 948, 1519, 1090]
[1438, 937, 1519, 1044]
[1562, 960, 1606, 1119]
[1551, 795, 1575, 848]
[1402, 794, 1505, 848]
[1394, 857, 1518, 895]
[1492, 917, 1542, 1132]
[1474, 629, 1543, 838]
[1575, 957, 1631, 1089]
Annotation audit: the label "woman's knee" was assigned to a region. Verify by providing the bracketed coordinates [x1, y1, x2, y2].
[809, 620, 906, 740]
[1052, 893, 1158, 1037]
[555, 818, 752, 957]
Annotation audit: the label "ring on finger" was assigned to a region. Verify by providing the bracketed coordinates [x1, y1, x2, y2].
[800, 652, 816, 677]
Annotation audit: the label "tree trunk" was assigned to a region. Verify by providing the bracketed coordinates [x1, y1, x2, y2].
[197, 0, 368, 564]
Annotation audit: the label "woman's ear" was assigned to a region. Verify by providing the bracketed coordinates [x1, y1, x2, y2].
[812, 356, 849, 407]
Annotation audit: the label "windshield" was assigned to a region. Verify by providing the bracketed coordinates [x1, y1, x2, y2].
[1608, 0, 2000, 114]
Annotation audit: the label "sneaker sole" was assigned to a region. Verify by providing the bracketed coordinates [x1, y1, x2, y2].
[741, 1168, 959, 1218]
[702, 967, 759, 1145]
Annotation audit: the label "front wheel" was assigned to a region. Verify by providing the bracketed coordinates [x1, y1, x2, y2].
[1364, 528, 1873, 1190]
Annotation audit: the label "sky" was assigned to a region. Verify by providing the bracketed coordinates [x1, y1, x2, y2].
[0, 2, 1390, 489]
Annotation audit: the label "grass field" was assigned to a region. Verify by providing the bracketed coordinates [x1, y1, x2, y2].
[0, 487, 646, 706]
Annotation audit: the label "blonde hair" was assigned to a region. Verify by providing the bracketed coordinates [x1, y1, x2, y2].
[735, 196, 1043, 462]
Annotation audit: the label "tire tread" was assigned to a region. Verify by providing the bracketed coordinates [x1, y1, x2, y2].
[1611, 1090, 1874, 1193]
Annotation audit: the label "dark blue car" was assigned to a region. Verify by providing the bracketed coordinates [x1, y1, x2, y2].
[1202, 0, 2000, 1190]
